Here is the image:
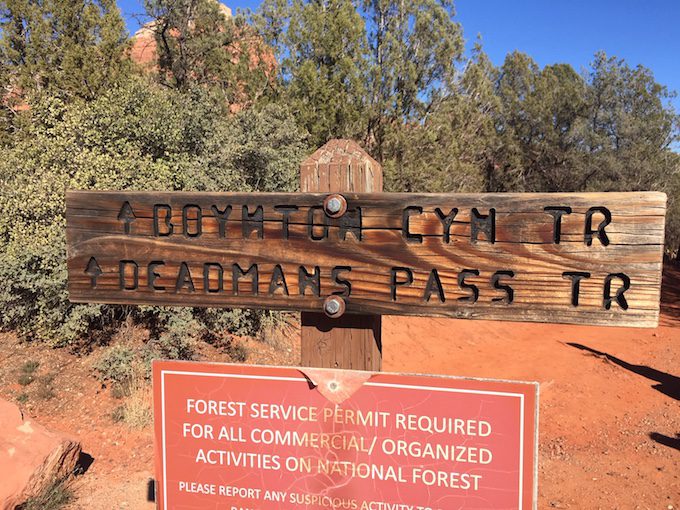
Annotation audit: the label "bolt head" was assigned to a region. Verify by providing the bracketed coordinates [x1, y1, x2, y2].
[323, 295, 346, 318]
[323, 193, 347, 218]
[326, 197, 342, 214]
[325, 299, 341, 315]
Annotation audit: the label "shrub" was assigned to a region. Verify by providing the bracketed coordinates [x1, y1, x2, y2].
[94, 345, 136, 384]
[22, 360, 40, 373]
[110, 373, 152, 429]
[111, 405, 126, 423]
[226, 341, 249, 363]
[0, 80, 309, 346]
[18, 373, 34, 386]
[111, 383, 128, 399]
[35, 374, 56, 400]
[119, 389, 152, 429]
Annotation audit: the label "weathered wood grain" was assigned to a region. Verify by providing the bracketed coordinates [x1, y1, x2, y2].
[299, 139, 383, 371]
[66, 189, 666, 327]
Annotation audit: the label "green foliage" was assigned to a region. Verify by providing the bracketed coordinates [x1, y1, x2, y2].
[0, 0, 130, 101]
[95, 344, 136, 383]
[491, 51, 679, 195]
[197, 102, 309, 192]
[362, 0, 465, 163]
[21, 359, 39, 373]
[257, 0, 465, 156]
[17, 359, 40, 385]
[145, 308, 199, 361]
[0, 79, 308, 345]
[384, 43, 494, 193]
[257, 0, 368, 148]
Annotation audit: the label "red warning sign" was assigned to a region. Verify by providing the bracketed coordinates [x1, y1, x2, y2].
[153, 361, 538, 509]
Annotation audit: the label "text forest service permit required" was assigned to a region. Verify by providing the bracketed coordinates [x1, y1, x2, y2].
[153, 361, 539, 510]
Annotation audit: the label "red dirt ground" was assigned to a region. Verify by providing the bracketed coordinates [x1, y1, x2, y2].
[1, 266, 678, 509]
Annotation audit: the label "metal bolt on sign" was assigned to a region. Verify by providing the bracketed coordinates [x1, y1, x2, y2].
[323, 193, 347, 218]
[323, 295, 346, 318]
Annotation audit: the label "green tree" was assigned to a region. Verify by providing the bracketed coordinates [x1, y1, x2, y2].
[494, 51, 589, 192]
[257, 0, 368, 148]
[256, 0, 464, 160]
[145, 0, 272, 107]
[0, 0, 130, 101]
[384, 43, 495, 193]
[362, 0, 464, 164]
[584, 52, 679, 192]
[490, 51, 679, 196]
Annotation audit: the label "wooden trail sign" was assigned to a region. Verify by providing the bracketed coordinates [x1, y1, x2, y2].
[66, 189, 666, 328]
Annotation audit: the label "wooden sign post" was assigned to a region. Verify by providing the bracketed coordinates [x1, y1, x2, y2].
[299, 140, 383, 370]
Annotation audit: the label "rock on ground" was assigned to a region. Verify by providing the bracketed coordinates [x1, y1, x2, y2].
[0, 398, 81, 510]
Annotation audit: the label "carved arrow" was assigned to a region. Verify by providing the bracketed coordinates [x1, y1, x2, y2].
[117, 201, 136, 234]
[85, 257, 103, 288]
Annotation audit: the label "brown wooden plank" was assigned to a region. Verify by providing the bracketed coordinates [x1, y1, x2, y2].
[298, 141, 382, 371]
[66, 188, 666, 328]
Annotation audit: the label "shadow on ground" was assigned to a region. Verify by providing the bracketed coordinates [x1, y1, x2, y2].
[147, 479, 155, 502]
[648, 432, 680, 451]
[75, 452, 94, 476]
[567, 342, 680, 452]
[567, 342, 679, 401]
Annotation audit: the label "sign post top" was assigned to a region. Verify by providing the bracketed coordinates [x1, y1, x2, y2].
[300, 139, 383, 194]
[304, 139, 381, 167]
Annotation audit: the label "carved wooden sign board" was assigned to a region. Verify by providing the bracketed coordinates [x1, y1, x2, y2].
[66, 190, 666, 327]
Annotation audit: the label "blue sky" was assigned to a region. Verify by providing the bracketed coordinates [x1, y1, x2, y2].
[117, 0, 680, 112]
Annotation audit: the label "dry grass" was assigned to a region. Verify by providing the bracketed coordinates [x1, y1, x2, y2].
[260, 313, 298, 350]
[18, 360, 40, 386]
[18, 477, 73, 510]
[111, 371, 152, 429]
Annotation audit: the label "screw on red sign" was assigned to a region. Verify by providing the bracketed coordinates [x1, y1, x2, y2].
[153, 361, 538, 509]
